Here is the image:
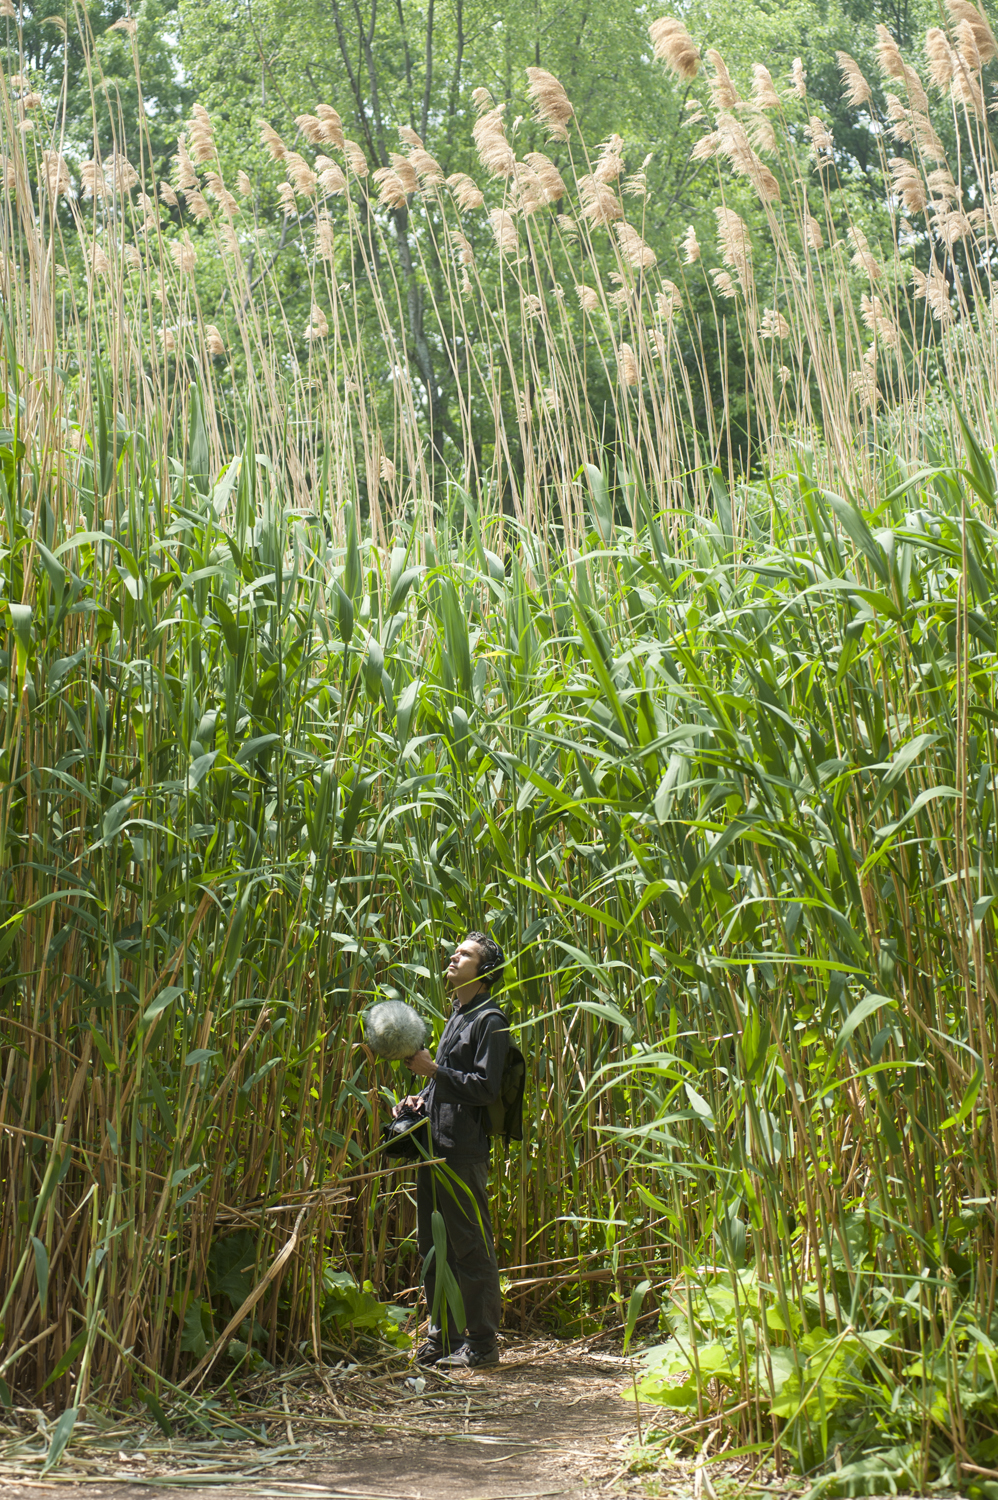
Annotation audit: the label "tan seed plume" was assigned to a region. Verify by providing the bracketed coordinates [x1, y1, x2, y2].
[752, 64, 781, 109]
[488, 206, 518, 252]
[525, 152, 566, 202]
[615, 222, 656, 268]
[617, 342, 640, 385]
[41, 150, 70, 197]
[682, 224, 701, 263]
[410, 148, 444, 186]
[890, 156, 927, 212]
[259, 120, 287, 163]
[316, 213, 335, 259]
[205, 324, 225, 356]
[836, 52, 873, 106]
[576, 284, 599, 312]
[277, 182, 297, 216]
[706, 49, 739, 108]
[578, 175, 623, 225]
[925, 28, 956, 87]
[158, 180, 179, 208]
[595, 135, 626, 184]
[526, 67, 574, 140]
[296, 115, 325, 145]
[473, 107, 515, 178]
[760, 307, 791, 339]
[710, 268, 737, 298]
[715, 205, 752, 281]
[315, 157, 347, 194]
[373, 168, 411, 209]
[188, 104, 215, 164]
[205, 171, 239, 217]
[447, 173, 485, 210]
[791, 58, 807, 97]
[286, 152, 318, 195]
[174, 138, 198, 192]
[649, 17, 700, 78]
[316, 105, 345, 148]
[343, 140, 369, 176]
[170, 233, 197, 275]
[805, 214, 823, 250]
[472, 87, 495, 114]
[946, 0, 997, 63]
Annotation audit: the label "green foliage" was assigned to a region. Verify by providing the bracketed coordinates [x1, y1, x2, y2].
[321, 1270, 411, 1350]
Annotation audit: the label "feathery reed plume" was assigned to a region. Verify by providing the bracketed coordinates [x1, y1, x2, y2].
[286, 152, 318, 195]
[947, 0, 997, 63]
[657, 280, 681, 319]
[836, 52, 873, 106]
[924, 262, 953, 320]
[595, 134, 626, 183]
[890, 156, 928, 212]
[752, 64, 781, 109]
[649, 17, 700, 77]
[749, 113, 778, 154]
[296, 114, 325, 145]
[523, 293, 544, 319]
[277, 181, 297, 215]
[848, 224, 882, 278]
[107, 152, 138, 194]
[183, 187, 211, 221]
[316, 212, 335, 258]
[760, 307, 791, 338]
[691, 131, 721, 161]
[124, 244, 141, 268]
[373, 167, 411, 209]
[174, 136, 198, 192]
[259, 119, 287, 163]
[578, 175, 623, 225]
[526, 67, 574, 140]
[557, 212, 578, 238]
[205, 323, 226, 356]
[706, 48, 739, 108]
[316, 104, 345, 147]
[875, 26, 929, 109]
[204, 171, 239, 216]
[925, 28, 956, 87]
[158, 180, 179, 207]
[472, 86, 494, 114]
[804, 213, 824, 249]
[473, 107, 515, 177]
[513, 161, 545, 214]
[488, 206, 518, 252]
[85, 240, 111, 277]
[957, 17, 982, 71]
[380, 456, 396, 484]
[912, 112, 946, 159]
[850, 366, 878, 408]
[449, 229, 474, 265]
[575, 283, 599, 311]
[410, 148, 444, 185]
[791, 58, 807, 97]
[41, 149, 70, 197]
[343, 139, 369, 176]
[316, 157, 347, 194]
[399, 126, 423, 148]
[715, 204, 752, 281]
[615, 221, 657, 268]
[682, 223, 701, 262]
[170, 233, 197, 275]
[447, 172, 485, 210]
[805, 114, 834, 165]
[861, 291, 899, 346]
[80, 158, 107, 198]
[710, 267, 737, 297]
[717, 113, 780, 199]
[525, 152, 566, 201]
[617, 341, 640, 385]
[951, 44, 985, 112]
[305, 302, 329, 340]
[188, 104, 215, 163]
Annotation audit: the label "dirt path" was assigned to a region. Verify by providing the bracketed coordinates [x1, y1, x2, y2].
[3, 1342, 662, 1500]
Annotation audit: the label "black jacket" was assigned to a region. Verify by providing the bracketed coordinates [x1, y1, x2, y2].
[422, 993, 510, 1162]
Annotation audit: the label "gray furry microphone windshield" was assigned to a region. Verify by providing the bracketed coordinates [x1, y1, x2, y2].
[364, 1000, 428, 1060]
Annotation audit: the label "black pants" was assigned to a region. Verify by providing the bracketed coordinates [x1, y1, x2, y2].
[416, 1157, 502, 1353]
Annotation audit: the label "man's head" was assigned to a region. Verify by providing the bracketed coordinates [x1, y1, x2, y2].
[445, 931, 505, 1001]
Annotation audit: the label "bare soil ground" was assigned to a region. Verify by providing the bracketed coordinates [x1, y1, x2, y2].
[0, 1339, 692, 1500]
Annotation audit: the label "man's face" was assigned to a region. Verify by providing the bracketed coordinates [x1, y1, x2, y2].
[445, 938, 484, 991]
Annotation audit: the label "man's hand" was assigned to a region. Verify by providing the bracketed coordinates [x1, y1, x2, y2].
[406, 1048, 438, 1079]
[392, 1093, 426, 1118]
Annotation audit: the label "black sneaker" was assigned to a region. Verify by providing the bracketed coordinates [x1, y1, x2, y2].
[415, 1341, 445, 1366]
[436, 1343, 500, 1369]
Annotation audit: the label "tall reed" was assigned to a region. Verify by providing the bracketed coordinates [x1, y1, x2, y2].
[0, 6, 996, 1487]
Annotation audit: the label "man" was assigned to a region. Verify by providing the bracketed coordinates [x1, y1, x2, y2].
[397, 931, 509, 1370]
